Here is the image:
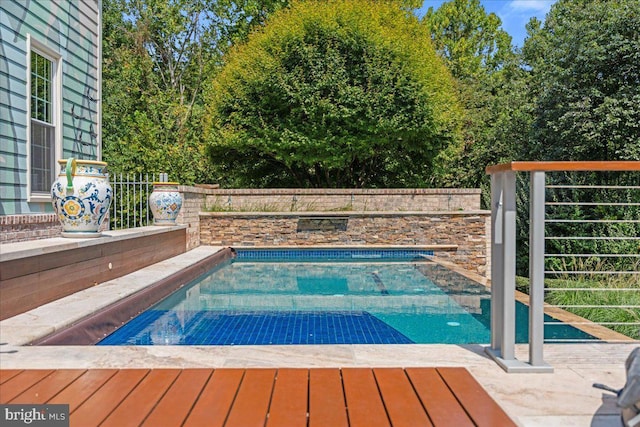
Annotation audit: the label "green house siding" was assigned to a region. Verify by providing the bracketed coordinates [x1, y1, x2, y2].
[0, 0, 101, 215]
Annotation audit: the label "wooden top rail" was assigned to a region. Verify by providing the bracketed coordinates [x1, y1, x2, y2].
[486, 161, 640, 174]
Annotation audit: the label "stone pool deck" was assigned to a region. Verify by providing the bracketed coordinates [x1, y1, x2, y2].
[1, 245, 637, 426]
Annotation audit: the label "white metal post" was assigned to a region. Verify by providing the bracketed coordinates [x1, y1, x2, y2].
[487, 168, 554, 373]
[490, 172, 504, 353]
[487, 171, 516, 363]
[529, 171, 552, 370]
[501, 171, 517, 361]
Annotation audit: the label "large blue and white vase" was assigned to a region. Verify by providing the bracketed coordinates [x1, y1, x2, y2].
[51, 158, 113, 238]
[149, 182, 182, 225]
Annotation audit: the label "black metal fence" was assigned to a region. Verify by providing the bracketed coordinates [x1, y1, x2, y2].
[109, 172, 168, 230]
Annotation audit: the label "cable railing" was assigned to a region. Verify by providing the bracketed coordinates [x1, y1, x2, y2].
[109, 172, 168, 230]
[485, 161, 640, 373]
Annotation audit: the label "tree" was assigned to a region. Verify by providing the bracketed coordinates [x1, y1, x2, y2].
[522, 0, 640, 161]
[203, 0, 462, 188]
[423, 0, 524, 190]
[101, 0, 288, 184]
[423, 0, 513, 80]
[519, 0, 640, 275]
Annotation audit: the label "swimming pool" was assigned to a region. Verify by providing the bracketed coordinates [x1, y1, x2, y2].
[98, 248, 596, 345]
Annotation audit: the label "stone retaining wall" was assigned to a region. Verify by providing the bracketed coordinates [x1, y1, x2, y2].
[199, 211, 491, 277]
[177, 187, 482, 252]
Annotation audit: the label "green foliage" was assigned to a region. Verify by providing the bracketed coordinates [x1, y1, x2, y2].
[551, 273, 639, 340]
[522, 0, 640, 161]
[204, 0, 462, 188]
[518, 271, 639, 340]
[508, 0, 640, 275]
[423, 0, 513, 80]
[102, 0, 288, 184]
[423, 0, 526, 191]
[102, 0, 210, 184]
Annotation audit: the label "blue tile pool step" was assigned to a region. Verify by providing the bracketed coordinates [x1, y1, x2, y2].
[98, 310, 415, 345]
[234, 248, 435, 261]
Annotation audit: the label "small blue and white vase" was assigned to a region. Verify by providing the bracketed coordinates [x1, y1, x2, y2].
[51, 158, 113, 238]
[149, 182, 183, 225]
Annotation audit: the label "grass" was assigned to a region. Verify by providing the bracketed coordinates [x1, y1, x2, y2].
[517, 257, 640, 339]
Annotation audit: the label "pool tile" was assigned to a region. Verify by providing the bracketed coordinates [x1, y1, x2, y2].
[98, 311, 414, 346]
[235, 248, 434, 261]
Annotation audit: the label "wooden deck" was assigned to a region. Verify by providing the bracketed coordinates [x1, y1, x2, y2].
[0, 368, 516, 427]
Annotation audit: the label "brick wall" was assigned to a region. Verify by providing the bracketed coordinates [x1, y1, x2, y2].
[0, 214, 62, 243]
[199, 211, 491, 277]
[176, 187, 207, 250]
[1, 214, 112, 244]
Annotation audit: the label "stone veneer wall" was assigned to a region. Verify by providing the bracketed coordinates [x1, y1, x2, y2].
[175, 187, 482, 252]
[0, 214, 62, 244]
[199, 211, 491, 277]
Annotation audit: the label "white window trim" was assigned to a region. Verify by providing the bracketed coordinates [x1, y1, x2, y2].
[26, 34, 63, 202]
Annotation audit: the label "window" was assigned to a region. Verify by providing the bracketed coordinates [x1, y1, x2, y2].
[28, 37, 61, 199]
[30, 51, 54, 192]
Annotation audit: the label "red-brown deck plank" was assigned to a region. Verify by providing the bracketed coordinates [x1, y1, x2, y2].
[342, 368, 390, 427]
[266, 369, 309, 427]
[0, 367, 517, 427]
[0, 369, 23, 385]
[9, 369, 86, 404]
[224, 368, 276, 427]
[437, 367, 517, 427]
[101, 369, 181, 427]
[47, 369, 118, 412]
[142, 369, 213, 427]
[374, 368, 433, 427]
[0, 369, 54, 403]
[308, 368, 349, 427]
[70, 369, 149, 427]
[182, 368, 244, 427]
[406, 367, 474, 427]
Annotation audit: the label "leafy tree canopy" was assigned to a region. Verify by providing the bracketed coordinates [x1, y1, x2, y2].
[523, 0, 640, 161]
[423, 0, 513, 80]
[102, 0, 287, 184]
[423, 0, 522, 189]
[204, 0, 462, 187]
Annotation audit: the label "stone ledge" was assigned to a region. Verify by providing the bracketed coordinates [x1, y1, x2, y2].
[201, 210, 490, 218]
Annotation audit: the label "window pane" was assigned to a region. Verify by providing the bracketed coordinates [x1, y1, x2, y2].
[31, 52, 52, 123]
[43, 56, 50, 80]
[30, 120, 55, 192]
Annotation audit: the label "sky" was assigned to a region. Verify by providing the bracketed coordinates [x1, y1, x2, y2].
[416, 0, 558, 47]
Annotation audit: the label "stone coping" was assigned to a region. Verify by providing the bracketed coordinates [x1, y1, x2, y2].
[200, 210, 490, 217]
[0, 225, 187, 262]
[184, 187, 481, 195]
[232, 244, 459, 250]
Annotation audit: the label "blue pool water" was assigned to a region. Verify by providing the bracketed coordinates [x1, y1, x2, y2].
[98, 248, 596, 345]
